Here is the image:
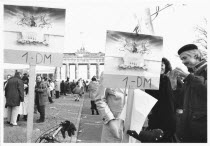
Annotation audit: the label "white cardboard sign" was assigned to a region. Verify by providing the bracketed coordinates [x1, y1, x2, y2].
[103, 30, 163, 89]
[4, 49, 64, 67]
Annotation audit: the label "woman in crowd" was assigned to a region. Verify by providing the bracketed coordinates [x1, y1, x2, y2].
[127, 57, 177, 142]
[88, 76, 99, 115]
[45, 78, 54, 103]
[95, 72, 127, 142]
[72, 79, 84, 101]
[145, 57, 176, 142]
[49, 79, 55, 103]
[35, 75, 48, 123]
[54, 79, 60, 99]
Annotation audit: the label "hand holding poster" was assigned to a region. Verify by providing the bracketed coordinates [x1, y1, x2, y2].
[103, 30, 163, 89]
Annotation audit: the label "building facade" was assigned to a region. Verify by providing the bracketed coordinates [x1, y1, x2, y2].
[55, 48, 105, 81]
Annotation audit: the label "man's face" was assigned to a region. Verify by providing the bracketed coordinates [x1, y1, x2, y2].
[36, 76, 41, 82]
[180, 52, 198, 68]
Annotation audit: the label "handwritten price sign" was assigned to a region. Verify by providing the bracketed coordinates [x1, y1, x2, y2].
[4, 49, 63, 67]
[103, 74, 160, 89]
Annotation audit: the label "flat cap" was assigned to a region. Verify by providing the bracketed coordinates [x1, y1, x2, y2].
[178, 44, 198, 55]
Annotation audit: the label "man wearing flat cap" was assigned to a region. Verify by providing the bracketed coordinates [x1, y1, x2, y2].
[174, 44, 207, 142]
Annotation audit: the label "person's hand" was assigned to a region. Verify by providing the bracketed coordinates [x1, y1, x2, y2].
[108, 119, 122, 139]
[127, 130, 139, 139]
[167, 70, 179, 90]
[174, 67, 189, 78]
[139, 129, 164, 142]
[128, 129, 164, 142]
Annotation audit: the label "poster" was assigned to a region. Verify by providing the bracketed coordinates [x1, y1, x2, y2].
[103, 30, 163, 89]
[4, 5, 66, 52]
[3, 5, 65, 66]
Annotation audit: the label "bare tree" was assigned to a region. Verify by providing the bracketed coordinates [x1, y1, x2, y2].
[193, 18, 207, 59]
[194, 18, 207, 49]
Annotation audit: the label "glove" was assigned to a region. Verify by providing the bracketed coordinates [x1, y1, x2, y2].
[127, 130, 139, 140]
[61, 120, 77, 139]
[127, 129, 164, 142]
[139, 129, 164, 142]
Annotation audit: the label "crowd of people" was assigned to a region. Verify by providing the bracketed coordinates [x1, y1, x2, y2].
[4, 72, 91, 124]
[3, 43, 207, 143]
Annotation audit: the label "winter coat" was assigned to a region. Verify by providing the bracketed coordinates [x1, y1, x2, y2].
[88, 81, 99, 101]
[178, 60, 207, 142]
[35, 81, 48, 106]
[65, 81, 70, 91]
[49, 82, 55, 91]
[5, 76, 24, 107]
[60, 81, 65, 92]
[70, 82, 76, 91]
[95, 86, 126, 142]
[55, 81, 60, 91]
[145, 74, 176, 142]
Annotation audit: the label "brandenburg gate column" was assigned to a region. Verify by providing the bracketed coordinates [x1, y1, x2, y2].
[75, 63, 78, 80]
[87, 63, 90, 79]
[55, 67, 61, 80]
[96, 63, 100, 79]
[66, 63, 69, 79]
[59, 67, 62, 80]
[68, 64, 70, 78]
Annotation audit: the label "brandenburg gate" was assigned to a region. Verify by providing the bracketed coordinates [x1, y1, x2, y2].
[55, 48, 104, 81]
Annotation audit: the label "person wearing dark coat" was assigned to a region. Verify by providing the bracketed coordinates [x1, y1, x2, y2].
[145, 75, 176, 142]
[5, 72, 24, 126]
[35, 75, 48, 123]
[64, 78, 70, 95]
[22, 73, 29, 84]
[174, 44, 207, 142]
[70, 80, 76, 94]
[145, 58, 176, 142]
[127, 58, 176, 142]
[60, 80, 65, 95]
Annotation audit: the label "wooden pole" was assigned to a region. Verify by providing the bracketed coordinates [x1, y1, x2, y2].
[122, 88, 134, 142]
[122, 8, 154, 143]
[143, 8, 154, 35]
[26, 65, 36, 142]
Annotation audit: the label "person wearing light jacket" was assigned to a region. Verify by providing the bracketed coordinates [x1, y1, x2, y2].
[88, 76, 99, 115]
[95, 72, 127, 142]
[54, 80, 60, 99]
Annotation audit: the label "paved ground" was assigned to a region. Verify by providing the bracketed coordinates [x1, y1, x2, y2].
[3, 92, 103, 143]
[3, 94, 84, 143]
[77, 93, 103, 143]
